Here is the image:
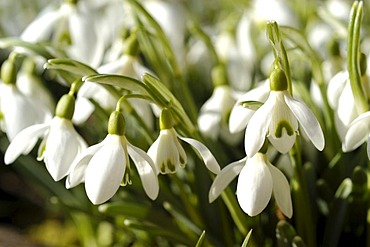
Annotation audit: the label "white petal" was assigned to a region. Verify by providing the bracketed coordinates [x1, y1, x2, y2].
[268, 164, 293, 218]
[68, 10, 104, 67]
[72, 97, 95, 125]
[342, 111, 370, 152]
[236, 154, 273, 216]
[327, 71, 348, 109]
[85, 135, 126, 204]
[284, 94, 325, 151]
[229, 82, 269, 133]
[179, 136, 221, 174]
[209, 157, 246, 203]
[127, 142, 159, 200]
[4, 123, 49, 164]
[44, 118, 86, 181]
[198, 112, 221, 139]
[244, 93, 275, 157]
[20, 7, 65, 42]
[66, 142, 104, 189]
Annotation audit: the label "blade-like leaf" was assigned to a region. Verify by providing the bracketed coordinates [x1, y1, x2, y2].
[45, 58, 97, 76]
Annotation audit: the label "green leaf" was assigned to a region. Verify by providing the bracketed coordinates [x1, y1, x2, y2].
[276, 220, 298, 247]
[84, 74, 150, 98]
[195, 230, 206, 247]
[98, 202, 150, 219]
[241, 229, 253, 247]
[0, 38, 55, 59]
[45, 58, 97, 76]
[322, 178, 353, 247]
[142, 73, 195, 134]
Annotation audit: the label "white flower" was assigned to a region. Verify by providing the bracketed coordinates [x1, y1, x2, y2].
[0, 83, 52, 141]
[20, 2, 104, 67]
[327, 71, 359, 140]
[245, 89, 325, 157]
[67, 112, 159, 205]
[342, 111, 370, 159]
[229, 80, 270, 134]
[4, 116, 87, 181]
[148, 128, 221, 175]
[148, 108, 221, 175]
[209, 153, 292, 218]
[198, 85, 238, 142]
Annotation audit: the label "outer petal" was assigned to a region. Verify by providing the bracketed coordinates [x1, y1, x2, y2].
[127, 142, 159, 200]
[342, 111, 370, 152]
[44, 117, 86, 181]
[85, 135, 126, 205]
[244, 93, 275, 157]
[66, 142, 104, 189]
[236, 153, 273, 216]
[179, 136, 221, 174]
[284, 94, 325, 151]
[209, 157, 246, 203]
[198, 112, 221, 140]
[4, 123, 49, 164]
[327, 71, 348, 109]
[229, 81, 269, 133]
[268, 164, 293, 218]
[20, 7, 65, 42]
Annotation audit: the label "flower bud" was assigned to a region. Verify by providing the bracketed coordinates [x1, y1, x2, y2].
[108, 111, 126, 135]
[55, 94, 75, 120]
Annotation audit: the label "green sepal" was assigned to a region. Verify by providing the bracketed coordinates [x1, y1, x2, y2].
[55, 94, 75, 120]
[108, 111, 126, 136]
[1, 59, 17, 85]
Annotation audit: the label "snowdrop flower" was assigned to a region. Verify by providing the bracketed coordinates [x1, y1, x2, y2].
[20, 0, 104, 67]
[327, 71, 359, 140]
[4, 94, 87, 181]
[245, 68, 325, 157]
[229, 79, 270, 134]
[67, 110, 159, 204]
[209, 151, 292, 218]
[148, 108, 221, 175]
[0, 59, 52, 141]
[342, 111, 370, 160]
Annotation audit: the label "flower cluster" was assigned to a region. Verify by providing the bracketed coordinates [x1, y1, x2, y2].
[1, 0, 370, 246]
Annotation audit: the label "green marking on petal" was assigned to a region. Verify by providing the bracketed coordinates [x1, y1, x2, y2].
[121, 165, 132, 186]
[275, 120, 294, 138]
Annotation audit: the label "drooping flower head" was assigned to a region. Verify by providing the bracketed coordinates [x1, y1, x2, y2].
[4, 93, 87, 181]
[67, 108, 159, 205]
[245, 68, 325, 157]
[0, 57, 52, 141]
[209, 146, 292, 218]
[148, 108, 221, 175]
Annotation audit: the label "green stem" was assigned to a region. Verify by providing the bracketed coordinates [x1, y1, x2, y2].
[289, 139, 316, 247]
[348, 1, 368, 114]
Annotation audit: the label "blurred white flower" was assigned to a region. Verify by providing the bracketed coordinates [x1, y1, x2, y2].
[198, 85, 240, 143]
[209, 152, 292, 218]
[20, 1, 104, 67]
[67, 111, 159, 204]
[0, 82, 52, 141]
[327, 71, 359, 140]
[342, 111, 370, 159]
